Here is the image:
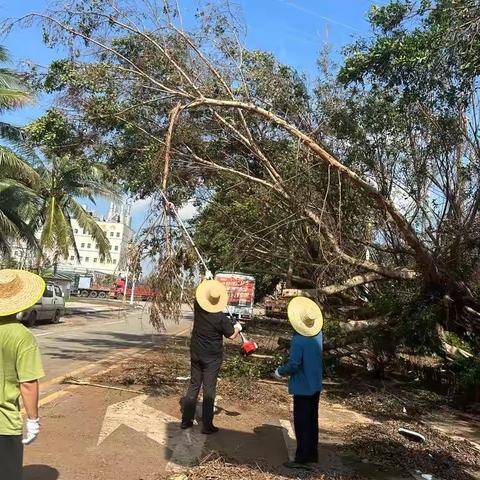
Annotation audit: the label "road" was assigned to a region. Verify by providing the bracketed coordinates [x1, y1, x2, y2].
[31, 300, 193, 393]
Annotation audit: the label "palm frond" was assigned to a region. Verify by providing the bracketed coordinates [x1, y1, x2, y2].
[52, 203, 72, 259]
[67, 198, 111, 260]
[0, 87, 31, 111]
[0, 184, 38, 254]
[0, 146, 40, 185]
[40, 197, 56, 251]
[0, 46, 9, 63]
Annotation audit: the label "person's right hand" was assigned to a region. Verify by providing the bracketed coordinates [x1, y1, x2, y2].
[233, 322, 243, 332]
[22, 417, 40, 445]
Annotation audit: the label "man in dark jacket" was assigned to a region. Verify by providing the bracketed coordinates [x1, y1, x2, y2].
[273, 296, 323, 469]
[181, 279, 241, 434]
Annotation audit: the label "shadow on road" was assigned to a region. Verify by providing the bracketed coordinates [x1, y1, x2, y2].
[162, 421, 417, 479]
[41, 331, 191, 362]
[23, 464, 59, 480]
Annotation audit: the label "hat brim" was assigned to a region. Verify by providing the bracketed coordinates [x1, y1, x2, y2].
[287, 297, 323, 337]
[0, 270, 46, 317]
[195, 280, 228, 313]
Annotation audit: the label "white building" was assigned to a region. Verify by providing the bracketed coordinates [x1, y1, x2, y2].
[9, 202, 134, 277]
[61, 202, 134, 276]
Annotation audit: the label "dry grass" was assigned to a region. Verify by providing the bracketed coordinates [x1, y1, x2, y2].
[162, 453, 363, 480]
[345, 420, 480, 480]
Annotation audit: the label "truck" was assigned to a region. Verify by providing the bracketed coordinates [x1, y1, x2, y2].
[73, 275, 111, 299]
[215, 272, 255, 320]
[109, 278, 155, 301]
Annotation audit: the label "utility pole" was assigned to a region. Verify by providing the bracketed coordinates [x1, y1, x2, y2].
[129, 278, 136, 305]
[123, 267, 129, 303]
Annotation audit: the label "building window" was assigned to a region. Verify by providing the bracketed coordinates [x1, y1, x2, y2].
[85, 257, 90, 262]
[114, 246, 119, 251]
[87, 243, 91, 248]
[74, 229, 78, 234]
[110, 232, 114, 237]
[82, 229, 86, 234]
[70, 256, 74, 261]
[100, 259, 105, 264]
[81, 243, 85, 248]
[94, 258, 97, 263]
[113, 259, 117, 264]
[116, 232, 120, 238]
[79, 257, 83, 262]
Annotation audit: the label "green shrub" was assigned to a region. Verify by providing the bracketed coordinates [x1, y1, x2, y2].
[221, 352, 287, 379]
[450, 357, 480, 398]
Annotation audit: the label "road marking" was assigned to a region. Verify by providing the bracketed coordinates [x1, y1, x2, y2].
[34, 319, 126, 337]
[97, 394, 206, 470]
[39, 346, 146, 391]
[35, 320, 191, 405]
[279, 419, 296, 461]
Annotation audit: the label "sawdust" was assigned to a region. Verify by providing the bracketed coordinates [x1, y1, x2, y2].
[345, 420, 480, 480]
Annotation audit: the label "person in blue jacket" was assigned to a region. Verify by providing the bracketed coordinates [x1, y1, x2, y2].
[273, 296, 323, 470]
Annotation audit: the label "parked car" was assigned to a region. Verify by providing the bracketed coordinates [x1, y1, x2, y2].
[19, 281, 66, 327]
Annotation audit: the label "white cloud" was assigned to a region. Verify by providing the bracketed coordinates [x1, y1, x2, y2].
[132, 196, 153, 214]
[178, 199, 199, 221]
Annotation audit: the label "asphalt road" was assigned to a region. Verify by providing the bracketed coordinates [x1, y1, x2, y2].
[31, 300, 193, 387]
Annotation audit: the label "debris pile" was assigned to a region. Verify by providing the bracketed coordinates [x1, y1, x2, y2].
[345, 420, 479, 480]
[93, 349, 190, 395]
[167, 453, 362, 480]
[324, 378, 445, 420]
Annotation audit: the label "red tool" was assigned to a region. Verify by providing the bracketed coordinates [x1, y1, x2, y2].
[228, 312, 258, 356]
[238, 331, 258, 356]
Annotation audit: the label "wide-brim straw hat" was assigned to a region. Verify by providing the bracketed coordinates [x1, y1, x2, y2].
[195, 279, 228, 313]
[0, 269, 46, 317]
[287, 296, 323, 337]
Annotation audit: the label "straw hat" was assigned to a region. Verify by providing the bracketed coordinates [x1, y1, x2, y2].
[287, 296, 323, 337]
[0, 269, 46, 317]
[195, 279, 228, 313]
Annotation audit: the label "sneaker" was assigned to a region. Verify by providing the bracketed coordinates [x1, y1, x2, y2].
[201, 426, 219, 434]
[283, 461, 313, 471]
[181, 421, 193, 430]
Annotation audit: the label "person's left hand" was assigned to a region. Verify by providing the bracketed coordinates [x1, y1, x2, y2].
[22, 418, 40, 445]
[272, 368, 282, 380]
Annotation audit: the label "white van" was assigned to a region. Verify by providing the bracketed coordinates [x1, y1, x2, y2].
[20, 281, 66, 327]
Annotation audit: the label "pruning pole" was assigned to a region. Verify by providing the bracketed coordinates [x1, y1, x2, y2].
[159, 191, 210, 274]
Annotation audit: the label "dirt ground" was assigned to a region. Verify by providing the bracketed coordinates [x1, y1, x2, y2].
[85, 330, 480, 480]
[26, 318, 480, 480]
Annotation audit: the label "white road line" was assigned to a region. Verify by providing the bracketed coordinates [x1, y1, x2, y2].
[34, 320, 125, 337]
[279, 419, 296, 461]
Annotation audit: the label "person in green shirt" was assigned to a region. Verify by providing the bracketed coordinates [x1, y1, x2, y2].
[0, 269, 46, 480]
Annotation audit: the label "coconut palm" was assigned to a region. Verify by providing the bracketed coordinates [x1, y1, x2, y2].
[0, 46, 39, 254]
[34, 156, 118, 269]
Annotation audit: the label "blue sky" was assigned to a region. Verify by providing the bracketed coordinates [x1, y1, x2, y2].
[1, 0, 386, 232]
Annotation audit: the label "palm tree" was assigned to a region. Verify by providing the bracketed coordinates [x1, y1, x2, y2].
[0, 46, 39, 255]
[35, 156, 118, 271]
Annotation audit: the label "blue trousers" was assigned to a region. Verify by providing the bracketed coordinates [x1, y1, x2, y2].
[293, 391, 320, 463]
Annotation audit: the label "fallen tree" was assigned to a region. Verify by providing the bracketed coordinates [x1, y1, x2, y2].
[9, 0, 480, 353]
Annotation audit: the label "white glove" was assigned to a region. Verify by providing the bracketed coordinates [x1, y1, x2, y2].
[22, 417, 40, 445]
[233, 322, 243, 332]
[205, 270, 213, 280]
[272, 368, 282, 380]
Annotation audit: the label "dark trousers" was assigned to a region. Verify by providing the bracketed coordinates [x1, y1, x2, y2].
[182, 353, 222, 429]
[293, 391, 320, 463]
[0, 435, 23, 480]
